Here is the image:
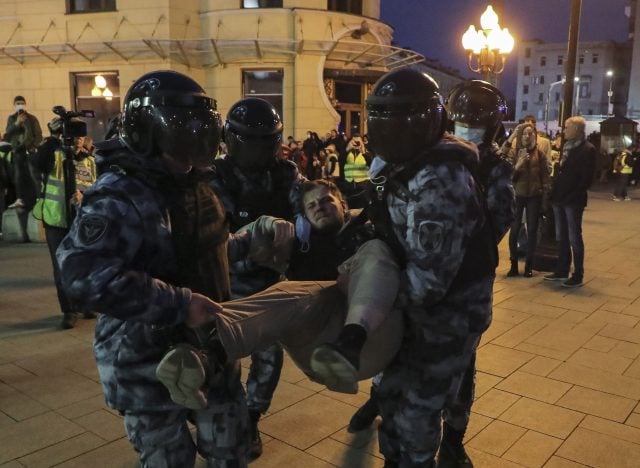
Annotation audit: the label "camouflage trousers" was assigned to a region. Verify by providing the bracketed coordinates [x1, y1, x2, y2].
[377, 327, 483, 467]
[246, 344, 283, 414]
[123, 374, 249, 468]
[369, 352, 476, 433]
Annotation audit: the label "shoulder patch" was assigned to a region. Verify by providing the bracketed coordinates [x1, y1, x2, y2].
[418, 220, 444, 253]
[78, 214, 109, 245]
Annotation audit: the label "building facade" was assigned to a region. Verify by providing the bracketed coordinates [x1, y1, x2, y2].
[515, 39, 631, 131]
[0, 0, 462, 142]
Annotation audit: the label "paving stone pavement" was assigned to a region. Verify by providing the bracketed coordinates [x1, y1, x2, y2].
[1, 185, 640, 467]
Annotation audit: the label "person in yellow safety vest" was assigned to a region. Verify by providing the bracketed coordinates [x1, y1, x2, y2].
[32, 117, 97, 329]
[343, 135, 370, 209]
[613, 149, 634, 201]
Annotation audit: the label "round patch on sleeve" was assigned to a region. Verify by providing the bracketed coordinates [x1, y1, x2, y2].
[78, 214, 109, 245]
[418, 221, 444, 253]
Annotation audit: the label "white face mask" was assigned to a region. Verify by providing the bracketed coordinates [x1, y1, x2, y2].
[15, 104, 25, 112]
[454, 123, 485, 146]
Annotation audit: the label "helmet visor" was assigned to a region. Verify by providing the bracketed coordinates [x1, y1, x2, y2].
[155, 107, 221, 168]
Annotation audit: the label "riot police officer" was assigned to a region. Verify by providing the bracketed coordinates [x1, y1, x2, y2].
[57, 70, 249, 467]
[212, 97, 305, 458]
[365, 67, 497, 468]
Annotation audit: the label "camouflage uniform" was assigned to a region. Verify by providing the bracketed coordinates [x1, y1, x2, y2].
[57, 148, 250, 467]
[372, 139, 495, 467]
[211, 157, 305, 416]
[440, 142, 515, 443]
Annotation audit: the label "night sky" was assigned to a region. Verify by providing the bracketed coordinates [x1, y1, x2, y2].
[380, 0, 630, 99]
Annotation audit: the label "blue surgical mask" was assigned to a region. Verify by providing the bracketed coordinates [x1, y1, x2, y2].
[454, 123, 485, 146]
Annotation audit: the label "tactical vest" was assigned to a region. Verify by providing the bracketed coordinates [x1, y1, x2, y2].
[213, 158, 298, 231]
[365, 150, 498, 287]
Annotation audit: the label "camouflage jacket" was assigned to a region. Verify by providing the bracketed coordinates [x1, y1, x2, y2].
[211, 157, 306, 298]
[371, 136, 494, 347]
[57, 151, 250, 411]
[479, 143, 516, 243]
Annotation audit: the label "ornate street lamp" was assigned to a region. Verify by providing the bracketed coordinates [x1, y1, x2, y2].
[462, 5, 514, 84]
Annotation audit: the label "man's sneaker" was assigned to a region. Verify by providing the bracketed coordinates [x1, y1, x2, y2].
[625, 196, 632, 201]
[562, 276, 583, 288]
[61, 313, 78, 329]
[348, 397, 379, 432]
[613, 196, 621, 202]
[543, 272, 569, 282]
[310, 343, 359, 394]
[156, 344, 208, 410]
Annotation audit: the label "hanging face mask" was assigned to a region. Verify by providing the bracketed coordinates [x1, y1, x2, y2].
[454, 123, 485, 146]
[15, 104, 25, 113]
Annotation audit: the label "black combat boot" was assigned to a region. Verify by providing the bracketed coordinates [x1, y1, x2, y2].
[506, 259, 519, 277]
[523, 259, 533, 278]
[436, 423, 473, 468]
[248, 409, 263, 460]
[348, 392, 379, 432]
[310, 324, 367, 394]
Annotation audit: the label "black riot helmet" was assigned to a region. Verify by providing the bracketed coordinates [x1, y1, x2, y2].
[366, 66, 447, 164]
[120, 70, 221, 168]
[224, 98, 283, 172]
[446, 80, 507, 146]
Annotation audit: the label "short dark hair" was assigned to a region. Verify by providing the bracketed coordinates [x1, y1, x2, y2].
[523, 114, 537, 124]
[301, 179, 346, 207]
[13, 95, 26, 104]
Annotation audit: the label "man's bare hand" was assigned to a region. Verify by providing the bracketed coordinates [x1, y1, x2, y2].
[185, 293, 223, 328]
[272, 219, 294, 268]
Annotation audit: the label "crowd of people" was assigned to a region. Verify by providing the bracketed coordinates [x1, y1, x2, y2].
[0, 65, 633, 467]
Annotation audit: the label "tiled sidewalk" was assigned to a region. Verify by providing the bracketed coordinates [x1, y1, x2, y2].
[1, 187, 640, 467]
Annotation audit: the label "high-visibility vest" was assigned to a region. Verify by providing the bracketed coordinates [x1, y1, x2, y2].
[621, 153, 634, 175]
[41, 150, 96, 228]
[344, 151, 369, 183]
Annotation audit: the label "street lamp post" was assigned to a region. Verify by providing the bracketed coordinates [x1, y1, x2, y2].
[545, 79, 565, 134]
[461, 5, 514, 85]
[607, 69, 614, 115]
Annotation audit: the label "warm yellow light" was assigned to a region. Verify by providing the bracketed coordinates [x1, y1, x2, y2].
[606, 70, 613, 77]
[94, 74, 107, 89]
[103, 87, 113, 100]
[91, 85, 102, 97]
[462, 25, 478, 51]
[480, 5, 499, 31]
[499, 28, 514, 54]
[474, 29, 487, 53]
[487, 28, 502, 50]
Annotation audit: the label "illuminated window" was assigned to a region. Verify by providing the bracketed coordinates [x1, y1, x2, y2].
[243, 69, 284, 118]
[68, 0, 116, 13]
[242, 0, 282, 7]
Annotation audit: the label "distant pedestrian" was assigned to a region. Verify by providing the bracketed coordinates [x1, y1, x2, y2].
[545, 116, 597, 288]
